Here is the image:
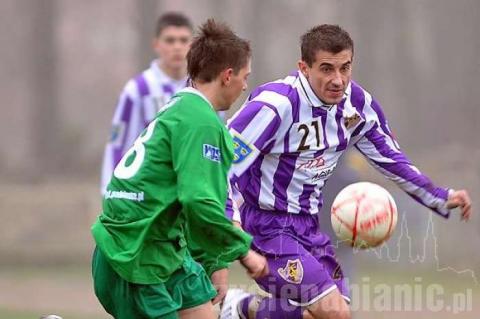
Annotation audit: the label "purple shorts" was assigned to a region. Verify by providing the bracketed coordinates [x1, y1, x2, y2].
[241, 205, 350, 306]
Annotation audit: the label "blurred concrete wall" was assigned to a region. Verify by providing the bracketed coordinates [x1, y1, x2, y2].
[1, 0, 479, 181]
[0, 0, 478, 268]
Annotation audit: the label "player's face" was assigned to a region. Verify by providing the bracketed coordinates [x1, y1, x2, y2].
[299, 49, 352, 105]
[153, 26, 192, 70]
[221, 59, 251, 110]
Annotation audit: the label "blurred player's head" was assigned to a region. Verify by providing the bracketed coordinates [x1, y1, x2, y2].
[153, 12, 193, 77]
[298, 24, 354, 105]
[187, 19, 251, 111]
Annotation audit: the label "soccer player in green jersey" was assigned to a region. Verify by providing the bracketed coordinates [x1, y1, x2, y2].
[91, 19, 268, 319]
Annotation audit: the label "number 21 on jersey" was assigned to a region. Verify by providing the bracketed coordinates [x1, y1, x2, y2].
[296, 120, 321, 151]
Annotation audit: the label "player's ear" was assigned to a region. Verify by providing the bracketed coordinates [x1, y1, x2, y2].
[298, 60, 309, 78]
[221, 68, 234, 86]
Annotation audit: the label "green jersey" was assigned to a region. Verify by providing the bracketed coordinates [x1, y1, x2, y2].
[91, 87, 252, 284]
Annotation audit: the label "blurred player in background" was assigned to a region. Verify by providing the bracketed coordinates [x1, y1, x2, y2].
[100, 12, 193, 194]
[91, 19, 268, 319]
[221, 24, 471, 319]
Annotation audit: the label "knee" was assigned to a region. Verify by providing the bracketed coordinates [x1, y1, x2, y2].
[306, 308, 351, 319]
[305, 290, 351, 319]
[331, 308, 351, 319]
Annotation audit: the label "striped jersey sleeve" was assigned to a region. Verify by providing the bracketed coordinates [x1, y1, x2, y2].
[100, 76, 149, 194]
[225, 95, 284, 219]
[354, 93, 451, 218]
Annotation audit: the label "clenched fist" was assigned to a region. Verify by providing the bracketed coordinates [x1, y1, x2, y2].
[240, 250, 269, 279]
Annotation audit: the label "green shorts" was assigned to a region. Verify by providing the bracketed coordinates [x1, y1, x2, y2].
[92, 247, 217, 319]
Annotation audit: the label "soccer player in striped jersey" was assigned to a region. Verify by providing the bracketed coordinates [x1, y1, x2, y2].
[221, 24, 471, 319]
[100, 12, 193, 194]
[92, 20, 268, 319]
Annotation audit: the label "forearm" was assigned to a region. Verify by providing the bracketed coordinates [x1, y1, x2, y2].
[184, 197, 252, 275]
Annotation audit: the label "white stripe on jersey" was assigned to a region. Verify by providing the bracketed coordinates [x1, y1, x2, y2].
[239, 106, 278, 144]
[251, 90, 291, 110]
[258, 154, 280, 210]
[308, 181, 324, 214]
[284, 97, 319, 213]
[355, 136, 397, 163]
[362, 92, 401, 153]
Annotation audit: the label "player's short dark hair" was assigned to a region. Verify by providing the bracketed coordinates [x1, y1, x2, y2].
[187, 19, 251, 83]
[301, 24, 354, 66]
[155, 12, 193, 37]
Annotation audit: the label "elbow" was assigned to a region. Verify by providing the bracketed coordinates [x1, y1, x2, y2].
[180, 193, 200, 211]
[180, 192, 218, 212]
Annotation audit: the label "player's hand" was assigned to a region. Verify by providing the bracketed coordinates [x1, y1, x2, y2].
[240, 250, 269, 279]
[447, 189, 472, 221]
[210, 268, 229, 305]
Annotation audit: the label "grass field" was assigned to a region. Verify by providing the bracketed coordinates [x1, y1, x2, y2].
[1, 262, 478, 318]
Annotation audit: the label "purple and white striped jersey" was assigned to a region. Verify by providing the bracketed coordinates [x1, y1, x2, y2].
[226, 71, 451, 219]
[101, 60, 187, 193]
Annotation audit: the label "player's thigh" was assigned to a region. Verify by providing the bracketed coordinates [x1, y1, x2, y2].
[254, 236, 337, 304]
[305, 288, 351, 319]
[165, 252, 217, 310]
[178, 301, 216, 319]
[92, 247, 143, 318]
[311, 237, 350, 301]
[133, 254, 216, 318]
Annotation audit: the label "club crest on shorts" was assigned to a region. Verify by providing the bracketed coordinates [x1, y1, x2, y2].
[333, 265, 343, 280]
[277, 259, 304, 284]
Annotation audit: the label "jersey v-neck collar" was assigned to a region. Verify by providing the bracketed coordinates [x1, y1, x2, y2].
[297, 70, 351, 109]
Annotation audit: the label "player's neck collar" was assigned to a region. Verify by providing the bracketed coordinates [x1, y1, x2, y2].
[151, 59, 167, 80]
[179, 87, 214, 110]
[298, 70, 351, 109]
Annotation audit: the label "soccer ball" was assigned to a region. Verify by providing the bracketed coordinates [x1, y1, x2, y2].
[330, 182, 398, 248]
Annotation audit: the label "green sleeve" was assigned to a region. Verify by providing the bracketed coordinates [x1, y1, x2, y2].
[172, 122, 252, 276]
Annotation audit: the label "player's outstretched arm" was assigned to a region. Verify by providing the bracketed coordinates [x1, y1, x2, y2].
[354, 97, 454, 218]
[447, 189, 472, 221]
